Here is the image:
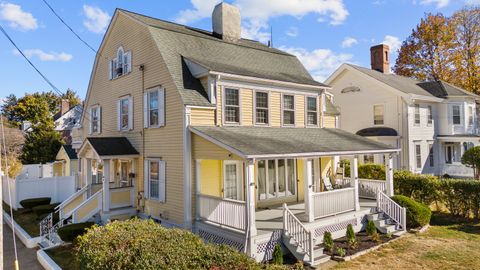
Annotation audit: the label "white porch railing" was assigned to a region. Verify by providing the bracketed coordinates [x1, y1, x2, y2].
[283, 204, 314, 265]
[109, 187, 135, 209]
[312, 187, 355, 219]
[56, 185, 89, 219]
[377, 190, 407, 231]
[359, 179, 386, 199]
[198, 194, 246, 231]
[71, 189, 103, 223]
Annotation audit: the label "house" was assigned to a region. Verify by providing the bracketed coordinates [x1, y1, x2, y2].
[53, 145, 79, 178]
[54, 102, 83, 145]
[326, 44, 480, 177]
[44, 4, 404, 264]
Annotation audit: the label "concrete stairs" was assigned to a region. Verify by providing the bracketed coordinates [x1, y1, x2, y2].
[366, 212, 398, 234]
[282, 234, 330, 266]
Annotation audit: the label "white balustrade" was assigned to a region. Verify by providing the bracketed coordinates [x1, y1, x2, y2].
[377, 190, 407, 231]
[312, 187, 355, 219]
[198, 194, 246, 231]
[283, 203, 314, 265]
[359, 179, 386, 199]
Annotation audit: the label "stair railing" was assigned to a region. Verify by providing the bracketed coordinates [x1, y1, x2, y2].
[283, 203, 314, 265]
[376, 190, 407, 231]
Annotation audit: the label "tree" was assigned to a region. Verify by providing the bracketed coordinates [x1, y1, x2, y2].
[461, 146, 480, 179]
[20, 122, 63, 164]
[1, 94, 20, 125]
[60, 89, 81, 108]
[13, 93, 52, 125]
[394, 13, 456, 82]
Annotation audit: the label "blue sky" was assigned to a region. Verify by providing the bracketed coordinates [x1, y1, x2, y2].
[0, 0, 476, 100]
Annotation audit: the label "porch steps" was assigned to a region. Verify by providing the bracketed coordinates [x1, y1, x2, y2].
[366, 212, 397, 234]
[282, 235, 330, 266]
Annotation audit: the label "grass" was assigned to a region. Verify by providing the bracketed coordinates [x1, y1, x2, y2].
[45, 245, 80, 270]
[3, 201, 40, 237]
[331, 212, 480, 270]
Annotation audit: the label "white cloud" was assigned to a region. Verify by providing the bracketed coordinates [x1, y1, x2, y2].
[286, 27, 299, 37]
[0, 2, 37, 31]
[465, 0, 480, 4]
[83, 5, 110, 34]
[176, 0, 349, 42]
[419, 0, 450, 8]
[280, 46, 353, 82]
[382, 35, 401, 53]
[341, 37, 358, 48]
[13, 49, 73, 62]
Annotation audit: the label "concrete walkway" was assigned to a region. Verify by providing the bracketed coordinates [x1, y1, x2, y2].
[3, 223, 43, 270]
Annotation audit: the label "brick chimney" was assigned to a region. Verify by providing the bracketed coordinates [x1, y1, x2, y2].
[212, 2, 241, 42]
[60, 99, 70, 116]
[370, 44, 390, 74]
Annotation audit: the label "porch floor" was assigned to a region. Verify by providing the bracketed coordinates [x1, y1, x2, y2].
[255, 198, 375, 235]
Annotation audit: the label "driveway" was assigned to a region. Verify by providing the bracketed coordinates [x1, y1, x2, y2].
[3, 223, 43, 270]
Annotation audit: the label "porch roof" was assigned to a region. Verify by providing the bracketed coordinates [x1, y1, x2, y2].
[80, 137, 139, 159]
[190, 126, 399, 159]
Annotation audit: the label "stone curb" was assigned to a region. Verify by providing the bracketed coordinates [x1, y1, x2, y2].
[3, 211, 41, 248]
[37, 248, 62, 270]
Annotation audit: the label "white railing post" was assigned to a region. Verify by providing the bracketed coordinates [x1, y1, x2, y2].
[385, 154, 394, 196]
[304, 159, 315, 222]
[309, 230, 314, 265]
[102, 159, 111, 213]
[195, 160, 201, 221]
[350, 156, 360, 211]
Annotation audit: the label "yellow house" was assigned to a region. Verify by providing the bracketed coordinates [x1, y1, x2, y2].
[44, 3, 404, 265]
[53, 145, 79, 177]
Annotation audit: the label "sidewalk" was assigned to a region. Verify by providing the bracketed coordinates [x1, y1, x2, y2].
[3, 223, 43, 270]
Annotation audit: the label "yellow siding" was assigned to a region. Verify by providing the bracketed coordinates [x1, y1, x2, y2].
[199, 77, 208, 92]
[199, 160, 222, 197]
[321, 157, 333, 179]
[192, 134, 242, 161]
[55, 148, 69, 176]
[296, 159, 304, 201]
[295, 95, 305, 127]
[190, 108, 215, 126]
[76, 196, 99, 220]
[53, 163, 63, 177]
[110, 189, 131, 205]
[323, 115, 337, 128]
[216, 86, 223, 124]
[63, 195, 84, 215]
[270, 92, 281, 127]
[241, 89, 253, 126]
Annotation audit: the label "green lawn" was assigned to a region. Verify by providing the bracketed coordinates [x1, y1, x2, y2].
[331, 213, 480, 270]
[45, 245, 80, 270]
[3, 202, 39, 237]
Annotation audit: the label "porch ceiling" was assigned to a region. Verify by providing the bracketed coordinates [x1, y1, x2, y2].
[190, 126, 399, 159]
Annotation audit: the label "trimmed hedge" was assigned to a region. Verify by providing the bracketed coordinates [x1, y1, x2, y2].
[341, 161, 386, 180]
[392, 195, 431, 228]
[439, 179, 480, 218]
[20, 197, 51, 210]
[32, 203, 60, 218]
[57, 222, 95, 243]
[393, 170, 440, 206]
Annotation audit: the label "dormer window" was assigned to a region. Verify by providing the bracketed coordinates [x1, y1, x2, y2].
[109, 46, 132, 80]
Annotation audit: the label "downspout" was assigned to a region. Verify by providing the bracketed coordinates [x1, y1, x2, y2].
[140, 64, 146, 212]
[321, 90, 326, 128]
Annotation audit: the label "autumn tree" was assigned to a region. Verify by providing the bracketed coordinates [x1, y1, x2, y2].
[61, 89, 81, 108]
[461, 146, 480, 179]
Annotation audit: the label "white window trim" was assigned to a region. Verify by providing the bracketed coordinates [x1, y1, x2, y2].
[414, 104, 421, 126]
[452, 104, 462, 126]
[428, 142, 434, 167]
[253, 90, 270, 126]
[110, 46, 132, 80]
[468, 106, 474, 127]
[222, 160, 244, 201]
[222, 87, 242, 125]
[118, 95, 133, 131]
[427, 105, 433, 126]
[281, 94, 295, 127]
[373, 104, 385, 126]
[144, 158, 166, 203]
[414, 142, 422, 169]
[144, 87, 165, 129]
[305, 96, 319, 127]
[255, 158, 297, 201]
[89, 105, 101, 135]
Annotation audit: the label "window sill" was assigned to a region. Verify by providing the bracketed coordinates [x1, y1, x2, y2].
[111, 71, 132, 81]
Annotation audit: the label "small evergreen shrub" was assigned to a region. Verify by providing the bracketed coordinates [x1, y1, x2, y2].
[346, 224, 356, 248]
[57, 222, 95, 242]
[272, 244, 283, 265]
[392, 195, 431, 228]
[32, 203, 60, 218]
[20, 197, 51, 210]
[365, 220, 377, 236]
[323, 231, 334, 252]
[371, 232, 381, 243]
[336, 247, 346, 257]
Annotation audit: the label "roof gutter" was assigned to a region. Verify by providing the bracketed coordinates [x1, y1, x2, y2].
[245, 149, 401, 159]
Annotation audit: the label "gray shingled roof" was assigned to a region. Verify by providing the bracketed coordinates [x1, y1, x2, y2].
[417, 81, 479, 99]
[87, 137, 139, 156]
[120, 9, 327, 107]
[190, 126, 396, 158]
[62, 145, 78, 160]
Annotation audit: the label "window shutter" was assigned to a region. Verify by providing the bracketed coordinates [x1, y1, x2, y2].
[125, 51, 132, 73]
[98, 106, 102, 133]
[108, 60, 113, 80]
[159, 160, 166, 203]
[117, 100, 121, 131]
[88, 108, 93, 134]
[144, 160, 149, 199]
[159, 88, 165, 126]
[143, 93, 148, 128]
[128, 96, 134, 130]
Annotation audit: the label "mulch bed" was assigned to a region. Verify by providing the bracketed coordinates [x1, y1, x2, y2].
[324, 232, 398, 257]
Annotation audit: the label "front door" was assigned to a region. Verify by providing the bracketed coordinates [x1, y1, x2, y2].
[120, 161, 129, 186]
[445, 144, 453, 164]
[223, 161, 243, 200]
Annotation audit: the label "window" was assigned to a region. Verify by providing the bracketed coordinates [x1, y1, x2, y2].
[223, 161, 243, 200]
[452, 105, 461, 125]
[145, 159, 165, 202]
[118, 97, 133, 131]
[306, 96, 318, 126]
[255, 91, 269, 124]
[427, 105, 433, 125]
[90, 105, 101, 134]
[283, 95, 295, 125]
[415, 143, 422, 169]
[445, 144, 454, 164]
[414, 104, 420, 125]
[257, 159, 296, 200]
[364, 154, 374, 164]
[373, 105, 384, 125]
[144, 88, 165, 128]
[468, 106, 474, 126]
[224, 88, 240, 123]
[109, 47, 132, 80]
[428, 143, 434, 167]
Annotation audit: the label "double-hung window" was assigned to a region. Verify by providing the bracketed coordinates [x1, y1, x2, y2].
[224, 88, 240, 124]
[428, 143, 434, 167]
[468, 106, 474, 126]
[414, 104, 420, 125]
[452, 105, 461, 125]
[415, 143, 422, 169]
[427, 105, 433, 126]
[144, 87, 165, 128]
[90, 105, 101, 134]
[118, 96, 133, 131]
[283, 95, 295, 125]
[373, 105, 384, 125]
[145, 159, 166, 202]
[306, 96, 318, 126]
[255, 91, 269, 125]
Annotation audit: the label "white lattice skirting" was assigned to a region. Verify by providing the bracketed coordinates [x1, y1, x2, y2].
[196, 225, 245, 251]
[255, 230, 283, 262]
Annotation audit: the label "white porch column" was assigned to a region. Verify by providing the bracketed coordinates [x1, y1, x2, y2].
[304, 159, 314, 222]
[385, 154, 394, 196]
[195, 160, 201, 221]
[102, 159, 111, 213]
[245, 159, 257, 256]
[85, 158, 92, 187]
[350, 156, 360, 211]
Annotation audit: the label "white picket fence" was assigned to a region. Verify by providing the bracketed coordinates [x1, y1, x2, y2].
[2, 176, 75, 210]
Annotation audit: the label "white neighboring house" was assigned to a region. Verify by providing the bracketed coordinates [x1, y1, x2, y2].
[326, 44, 480, 178]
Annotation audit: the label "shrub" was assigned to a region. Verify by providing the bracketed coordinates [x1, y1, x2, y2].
[391, 195, 431, 228]
[385, 232, 393, 239]
[57, 222, 95, 242]
[323, 231, 334, 252]
[32, 203, 60, 218]
[272, 244, 283, 265]
[365, 220, 377, 236]
[76, 219, 287, 270]
[439, 179, 480, 218]
[20, 197, 51, 210]
[358, 164, 386, 180]
[371, 232, 381, 242]
[336, 247, 346, 257]
[393, 170, 440, 205]
[346, 224, 356, 248]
